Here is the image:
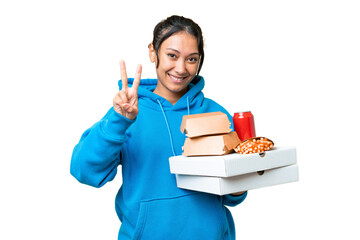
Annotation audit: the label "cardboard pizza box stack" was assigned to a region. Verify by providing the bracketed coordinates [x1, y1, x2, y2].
[169, 111, 299, 195]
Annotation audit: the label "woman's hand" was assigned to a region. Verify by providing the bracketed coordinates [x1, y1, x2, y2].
[230, 191, 246, 196]
[113, 60, 142, 120]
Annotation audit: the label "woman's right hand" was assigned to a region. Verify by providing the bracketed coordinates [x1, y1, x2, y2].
[113, 60, 142, 120]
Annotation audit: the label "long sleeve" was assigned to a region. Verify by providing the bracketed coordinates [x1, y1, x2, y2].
[70, 107, 135, 188]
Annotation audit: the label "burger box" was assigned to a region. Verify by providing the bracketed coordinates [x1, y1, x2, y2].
[180, 111, 232, 138]
[182, 131, 241, 156]
[169, 146, 298, 195]
[175, 164, 299, 195]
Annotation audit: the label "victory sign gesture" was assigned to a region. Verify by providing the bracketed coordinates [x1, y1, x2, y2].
[113, 60, 142, 120]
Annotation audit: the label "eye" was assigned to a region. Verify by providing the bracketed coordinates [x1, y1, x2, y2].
[188, 57, 198, 63]
[167, 53, 176, 58]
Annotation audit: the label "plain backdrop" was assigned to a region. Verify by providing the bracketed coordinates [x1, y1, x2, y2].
[1, 0, 359, 239]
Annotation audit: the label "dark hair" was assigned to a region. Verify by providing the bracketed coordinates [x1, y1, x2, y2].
[152, 15, 204, 75]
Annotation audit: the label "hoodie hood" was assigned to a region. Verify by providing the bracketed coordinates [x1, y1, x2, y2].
[117, 75, 205, 112]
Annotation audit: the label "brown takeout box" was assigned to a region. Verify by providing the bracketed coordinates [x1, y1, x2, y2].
[180, 112, 232, 138]
[182, 131, 241, 156]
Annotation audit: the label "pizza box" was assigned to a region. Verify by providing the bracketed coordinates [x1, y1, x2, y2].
[175, 164, 299, 195]
[170, 146, 297, 177]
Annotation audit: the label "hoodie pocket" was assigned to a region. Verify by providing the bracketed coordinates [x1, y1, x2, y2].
[132, 193, 227, 240]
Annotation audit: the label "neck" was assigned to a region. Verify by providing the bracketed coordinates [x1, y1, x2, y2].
[153, 87, 186, 105]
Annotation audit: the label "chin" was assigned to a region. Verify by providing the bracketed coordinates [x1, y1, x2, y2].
[169, 86, 187, 93]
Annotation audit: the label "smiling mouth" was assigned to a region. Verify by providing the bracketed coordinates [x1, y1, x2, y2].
[168, 73, 187, 82]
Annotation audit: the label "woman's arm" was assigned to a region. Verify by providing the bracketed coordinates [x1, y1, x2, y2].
[71, 61, 141, 188]
[70, 108, 135, 188]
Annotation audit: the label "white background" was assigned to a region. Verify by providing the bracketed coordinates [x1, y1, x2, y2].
[1, 0, 359, 239]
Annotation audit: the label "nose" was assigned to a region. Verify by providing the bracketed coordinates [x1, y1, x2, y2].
[174, 60, 186, 75]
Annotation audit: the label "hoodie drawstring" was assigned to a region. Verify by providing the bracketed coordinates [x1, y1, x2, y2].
[156, 97, 191, 157]
[186, 96, 190, 115]
[157, 99, 176, 157]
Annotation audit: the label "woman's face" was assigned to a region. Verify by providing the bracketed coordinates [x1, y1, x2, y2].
[150, 31, 200, 100]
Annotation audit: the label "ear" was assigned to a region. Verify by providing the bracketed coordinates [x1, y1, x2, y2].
[148, 43, 156, 63]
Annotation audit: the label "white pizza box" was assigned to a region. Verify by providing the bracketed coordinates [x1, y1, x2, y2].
[169, 146, 297, 177]
[175, 164, 299, 195]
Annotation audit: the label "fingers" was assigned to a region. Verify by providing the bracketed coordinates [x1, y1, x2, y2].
[113, 91, 138, 119]
[116, 90, 129, 106]
[113, 91, 129, 114]
[132, 64, 142, 92]
[114, 60, 141, 119]
[120, 61, 142, 91]
[120, 60, 128, 90]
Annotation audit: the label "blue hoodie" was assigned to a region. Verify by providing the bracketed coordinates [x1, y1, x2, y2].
[70, 76, 247, 240]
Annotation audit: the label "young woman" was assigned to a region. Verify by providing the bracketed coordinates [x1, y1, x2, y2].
[71, 15, 247, 240]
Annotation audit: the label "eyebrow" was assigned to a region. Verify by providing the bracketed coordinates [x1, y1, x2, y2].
[166, 48, 200, 56]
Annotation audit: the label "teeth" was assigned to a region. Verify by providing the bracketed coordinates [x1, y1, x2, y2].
[169, 74, 185, 81]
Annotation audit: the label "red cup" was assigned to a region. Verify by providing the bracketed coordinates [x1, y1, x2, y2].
[233, 111, 256, 141]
